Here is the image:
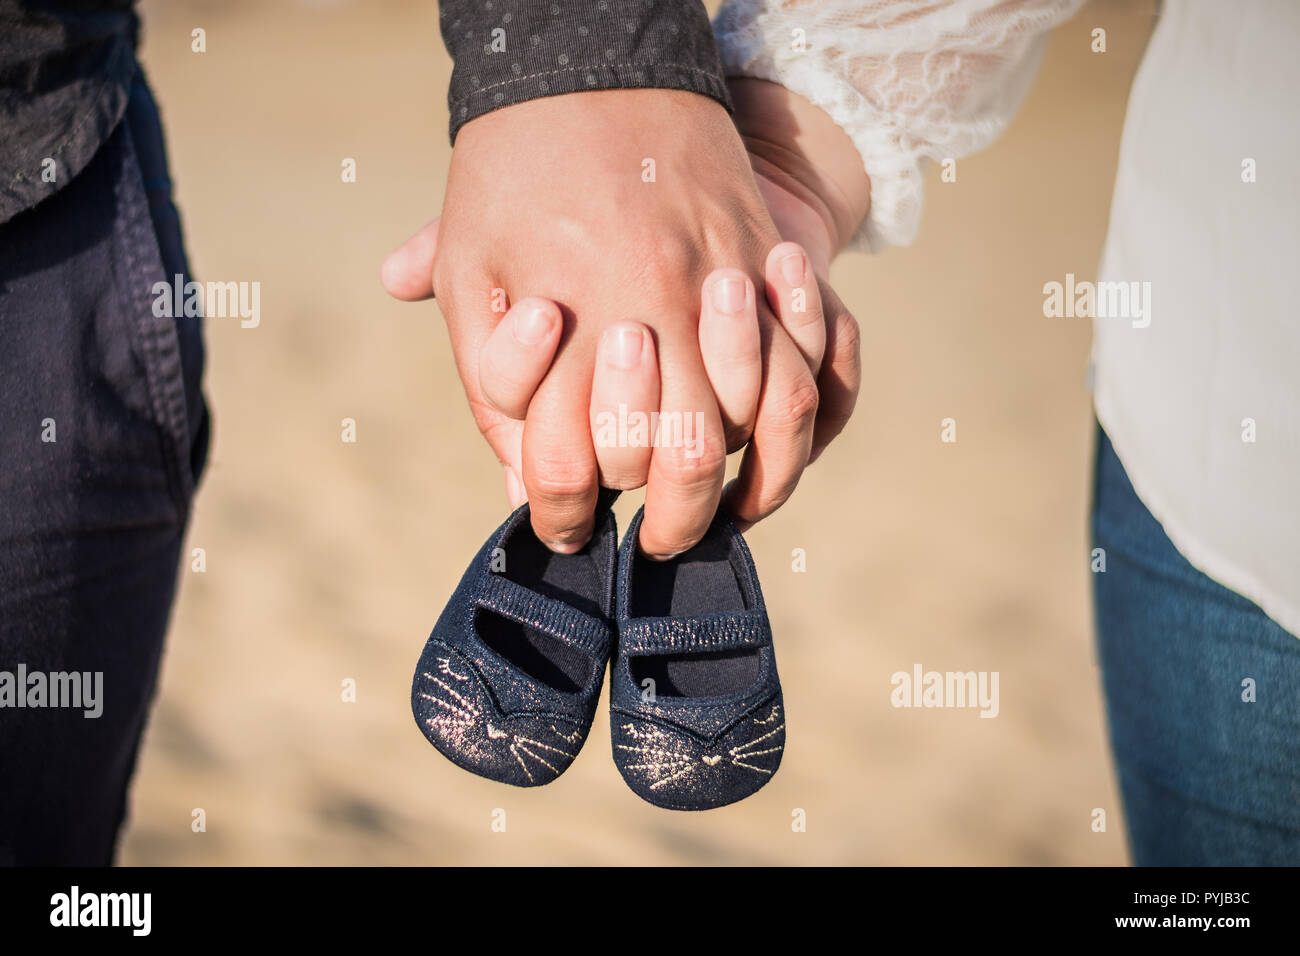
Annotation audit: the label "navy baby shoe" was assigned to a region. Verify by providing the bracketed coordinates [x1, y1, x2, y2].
[412, 491, 619, 787]
[610, 506, 784, 810]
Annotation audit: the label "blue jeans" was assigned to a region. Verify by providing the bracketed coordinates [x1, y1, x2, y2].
[1092, 426, 1300, 865]
[0, 68, 208, 865]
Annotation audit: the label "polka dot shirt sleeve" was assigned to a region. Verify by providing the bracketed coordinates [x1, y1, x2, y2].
[440, 0, 732, 142]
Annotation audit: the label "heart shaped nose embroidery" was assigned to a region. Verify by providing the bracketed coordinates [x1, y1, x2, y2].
[487, 723, 507, 739]
[702, 755, 721, 766]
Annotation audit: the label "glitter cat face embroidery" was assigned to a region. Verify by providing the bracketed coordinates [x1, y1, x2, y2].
[614, 702, 785, 795]
[418, 657, 584, 785]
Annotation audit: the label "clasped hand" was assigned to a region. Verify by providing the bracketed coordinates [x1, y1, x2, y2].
[382, 82, 868, 559]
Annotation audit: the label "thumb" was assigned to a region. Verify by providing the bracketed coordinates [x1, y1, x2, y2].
[380, 217, 441, 301]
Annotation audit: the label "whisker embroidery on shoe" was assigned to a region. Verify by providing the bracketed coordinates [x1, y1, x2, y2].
[551, 724, 582, 744]
[437, 656, 469, 681]
[510, 733, 578, 783]
[729, 721, 786, 774]
[419, 671, 481, 724]
[615, 730, 696, 789]
[509, 742, 537, 783]
[646, 763, 696, 790]
[619, 752, 696, 789]
[615, 742, 690, 762]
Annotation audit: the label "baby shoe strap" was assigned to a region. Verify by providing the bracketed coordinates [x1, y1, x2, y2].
[476, 572, 612, 659]
[618, 609, 770, 656]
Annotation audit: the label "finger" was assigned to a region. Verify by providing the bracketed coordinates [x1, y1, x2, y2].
[764, 241, 825, 374]
[723, 330, 819, 531]
[438, 270, 530, 476]
[809, 281, 862, 464]
[590, 322, 659, 490]
[504, 458, 527, 509]
[380, 217, 440, 301]
[697, 268, 762, 451]
[475, 411, 527, 508]
[478, 297, 563, 420]
[466, 398, 525, 486]
[639, 333, 728, 560]
[521, 343, 600, 553]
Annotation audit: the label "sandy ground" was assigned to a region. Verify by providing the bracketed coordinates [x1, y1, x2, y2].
[120, 0, 1154, 865]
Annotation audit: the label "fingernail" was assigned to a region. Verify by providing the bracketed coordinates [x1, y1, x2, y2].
[780, 251, 805, 286]
[544, 538, 584, 555]
[641, 548, 682, 562]
[604, 325, 644, 369]
[711, 277, 747, 315]
[514, 304, 554, 345]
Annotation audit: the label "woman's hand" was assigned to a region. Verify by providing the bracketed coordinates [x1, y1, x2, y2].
[728, 77, 871, 470]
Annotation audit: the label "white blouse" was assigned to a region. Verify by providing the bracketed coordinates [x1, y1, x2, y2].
[714, 0, 1300, 635]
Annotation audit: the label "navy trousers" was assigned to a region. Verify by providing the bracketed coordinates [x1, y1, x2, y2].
[0, 68, 208, 865]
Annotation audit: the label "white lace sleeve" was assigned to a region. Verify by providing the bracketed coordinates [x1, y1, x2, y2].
[713, 0, 1085, 251]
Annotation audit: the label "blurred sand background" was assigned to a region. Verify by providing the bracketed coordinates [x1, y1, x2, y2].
[121, 0, 1154, 864]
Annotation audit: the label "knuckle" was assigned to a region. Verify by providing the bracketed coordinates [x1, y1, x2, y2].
[755, 485, 795, 521]
[654, 427, 727, 488]
[784, 295, 824, 332]
[833, 310, 863, 365]
[467, 398, 513, 439]
[479, 362, 528, 412]
[705, 354, 762, 397]
[777, 377, 821, 431]
[623, 232, 702, 294]
[527, 457, 598, 502]
[704, 317, 762, 370]
[548, 210, 605, 252]
[434, 256, 497, 317]
[738, 474, 800, 524]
